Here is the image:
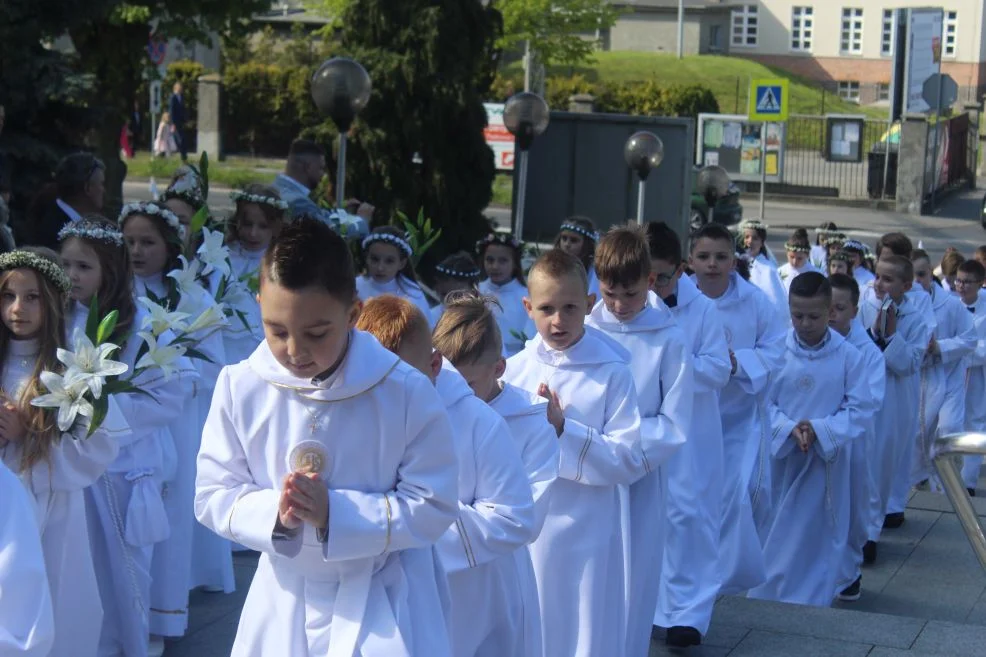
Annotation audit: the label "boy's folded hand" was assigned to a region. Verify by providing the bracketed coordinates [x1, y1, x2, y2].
[538, 383, 565, 437]
[284, 471, 330, 530]
[277, 475, 304, 530]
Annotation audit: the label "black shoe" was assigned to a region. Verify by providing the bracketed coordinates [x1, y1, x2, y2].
[883, 512, 905, 529]
[837, 576, 861, 601]
[863, 540, 877, 565]
[666, 626, 702, 648]
[969, 488, 977, 497]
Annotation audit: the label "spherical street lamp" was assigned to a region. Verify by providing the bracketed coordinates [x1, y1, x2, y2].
[311, 57, 372, 205]
[503, 92, 550, 240]
[623, 131, 664, 223]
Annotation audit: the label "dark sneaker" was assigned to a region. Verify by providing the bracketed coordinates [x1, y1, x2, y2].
[863, 540, 877, 565]
[883, 512, 905, 529]
[838, 576, 861, 601]
[666, 626, 702, 648]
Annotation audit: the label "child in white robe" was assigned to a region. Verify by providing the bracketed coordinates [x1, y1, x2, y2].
[828, 274, 885, 601]
[844, 240, 876, 289]
[811, 222, 837, 271]
[429, 253, 481, 327]
[647, 221, 729, 648]
[828, 251, 853, 278]
[910, 251, 975, 490]
[689, 223, 787, 594]
[356, 226, 431, 318]
[0, 249, 128, 657]
[740, 219, 786, 313]
[477, 233, 535, 357]
[0, 458, 54, 657]
[359, 295, 536, 657]
[777, 232, 818, 293]
[554, 217, 601, 298]
[60, 221, 189, 657]
[120, 201, 227, 638]
[955, 261, 986, 493]
[857, 254, 930, 564]
[195, 218, 460, 657]
[748, 272, 866, 606]
[503, 249, 645, 657]
[432, 293, 559, 657]
[585, 225, 692, 657]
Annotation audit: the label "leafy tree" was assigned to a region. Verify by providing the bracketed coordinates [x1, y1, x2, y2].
[331, 0, 501, 271]
[496, 0, 618, 70]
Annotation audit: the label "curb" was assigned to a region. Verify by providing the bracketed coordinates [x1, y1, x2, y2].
[738, 192, 897, 211]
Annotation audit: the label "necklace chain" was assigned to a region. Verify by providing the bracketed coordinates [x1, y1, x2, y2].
[296, 393, 327, 435]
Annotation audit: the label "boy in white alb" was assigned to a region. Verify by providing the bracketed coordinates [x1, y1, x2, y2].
[646, 221, 730, 648]
[689, 223, 787, 593]
[828, 274, 885, 601]
[194, 219, 460, 657]
[585, 225, 692, 657]
[956, 261, 986, 493]
[503, 249, 645, 657]
[856, 254, 930, 564]
[910, 250, 975, 489]
[357, 295, 536, 657]
[0, 459, 54, 657]
[748, 272, 865, 606]
[432, 293, 559, 657]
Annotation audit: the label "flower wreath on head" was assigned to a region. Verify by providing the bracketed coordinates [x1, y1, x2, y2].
[435, 262, 481, 280]
[783, 241, 811, 254]
[476, 232, 522, 253]
[559, 222, 600, 243]
[739, 218, 769, 233]
[362, 231, 412, 257]
[822, 232, 847, 247]
[829, 250, 854, 265]
[230, 190, 289, 211]
[0, 250, 72, 294]
[58, 222, 124, 246]
[161, 167, 206, 209]
[842, 239, 866, 255]
[118, 202, 185, 240]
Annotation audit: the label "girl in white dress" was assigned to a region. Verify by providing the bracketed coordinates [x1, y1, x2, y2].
[843, 240, 876, 288]
[740, 219, 785, 311]
[60, 219, 187, 657]
[429, 252, 481, 326]
[0, 249, 124, 657]
[356, 226, 430, 317]
[477, 232, 533, 357]
[222, 186, 288, 364]
[554, 216, 601, 297]
[811, 222, 837, 271]
[828, 251, 854, 277]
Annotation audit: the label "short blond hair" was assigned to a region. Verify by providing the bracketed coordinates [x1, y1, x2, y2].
[355, 294, 430, 354]
[530, 248, 587, 292]
[432, 293, 502, 366]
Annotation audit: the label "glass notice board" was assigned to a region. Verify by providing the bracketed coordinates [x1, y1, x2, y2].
[696, 113, 785, 183]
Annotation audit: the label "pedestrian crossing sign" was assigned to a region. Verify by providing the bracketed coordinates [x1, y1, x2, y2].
[749, 78, 789, 122]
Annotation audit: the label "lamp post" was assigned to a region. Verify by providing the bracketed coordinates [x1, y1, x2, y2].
[503, 92, 550, 241]
[623, 131, 664, 223]
[311, 57, 372, 205]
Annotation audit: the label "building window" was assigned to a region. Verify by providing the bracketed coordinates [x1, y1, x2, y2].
[881, 9, 895, 57]
[840, 8, 863, 54]
[791, 6, 813, 52]
[944, 11, 957, 57]
[877, 83, 890, 101]
[709, 25, 722, 51]
[731, 4, 758, 47]
[838, 81, 860, 103]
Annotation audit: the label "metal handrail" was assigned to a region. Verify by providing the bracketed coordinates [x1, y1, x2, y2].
[932, 433, 986, 571]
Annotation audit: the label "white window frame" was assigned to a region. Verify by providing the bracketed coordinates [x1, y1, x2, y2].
[790, 6, 813, 52]
[838, 81, 860, 103]
[731, 4, 759, 48]
[944, 11, 957, 58]
[840, 8, 864, 55]
[877, 82, 890, 101]
[881, 9, 895, 57]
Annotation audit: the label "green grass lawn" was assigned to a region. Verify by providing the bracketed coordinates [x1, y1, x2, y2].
[125, 153, 283, 188]
[506, 51, 886, 119]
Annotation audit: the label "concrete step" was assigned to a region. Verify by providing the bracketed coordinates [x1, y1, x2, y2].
[649, 595, 986, 656]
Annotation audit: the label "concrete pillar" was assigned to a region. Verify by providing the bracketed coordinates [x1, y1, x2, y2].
[197, 73, 222, 161]
[568, 94, 595, 113]
[895, 113, 930, 216]
[963, 102, 981, 186]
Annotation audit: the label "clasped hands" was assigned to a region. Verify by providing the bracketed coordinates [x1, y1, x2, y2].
[791, 421, 816, 453]
[278, 470, 329, 532]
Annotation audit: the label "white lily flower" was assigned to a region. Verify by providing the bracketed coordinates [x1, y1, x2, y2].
[31, 370, 94, 432]
[138, 297, 190, 337]
[167, 255, 201, 293]
[196, 228, 232, 279]
[136, 332, 186, 380]
[56, 330, 129, 399]
[185, 303, 227, 335]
